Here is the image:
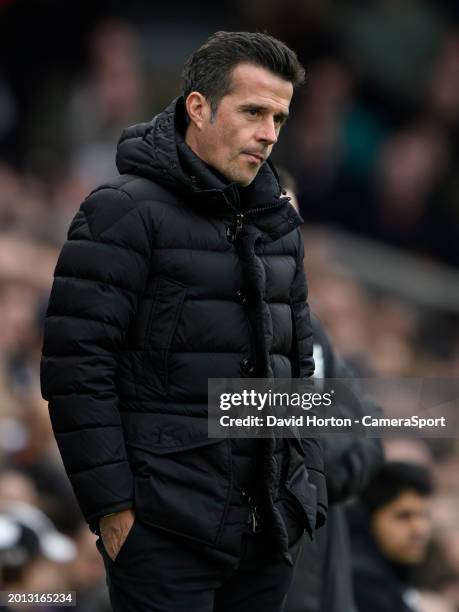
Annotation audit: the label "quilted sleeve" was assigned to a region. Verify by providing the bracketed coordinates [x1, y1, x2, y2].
[40, 186, 152, 530]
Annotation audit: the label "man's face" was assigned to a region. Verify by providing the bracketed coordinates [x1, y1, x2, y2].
[185, 63, 293, 186]
[371, 490, 432, 564]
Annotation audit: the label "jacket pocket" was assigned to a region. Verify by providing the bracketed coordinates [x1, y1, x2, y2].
[284, 463, 318, 538]
[145, 276, 187, 394]
[123, 414, 231, 547]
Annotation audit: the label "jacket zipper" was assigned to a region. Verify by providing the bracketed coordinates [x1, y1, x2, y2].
[234, 212, 245, 240]
[244, 200, 286, 216]
[239, 487, 263, 533]
[230, 199, 287, 241]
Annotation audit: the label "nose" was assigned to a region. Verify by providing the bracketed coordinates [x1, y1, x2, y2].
[256, 117, 278, 146]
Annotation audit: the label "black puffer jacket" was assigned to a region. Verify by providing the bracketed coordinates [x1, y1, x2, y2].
[40, 96, 326, 564]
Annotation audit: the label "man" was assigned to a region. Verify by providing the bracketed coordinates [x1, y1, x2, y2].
[347, 461, 433, 612]
[285, 314, 385, 612]
[40, 31, 326, 611]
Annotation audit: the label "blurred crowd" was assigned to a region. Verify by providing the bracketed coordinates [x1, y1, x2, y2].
[0, 0, 458, 610]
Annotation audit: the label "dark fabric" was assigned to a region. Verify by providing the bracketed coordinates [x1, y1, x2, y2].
[347, 503, 417, 612]
[96, 518, 304, 612]
[285, 315, 385, 612]
[40, 95, 326, 565]
[287, 506, 356, 612]
[320, 506, 356, 612]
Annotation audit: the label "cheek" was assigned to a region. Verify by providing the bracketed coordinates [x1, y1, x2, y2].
[417, 520, 432, 539]
[376, 519, 402, 548]
[212, 126, 233, 161]
[224, 124, 252, 158]
[391, 520, 408, 539]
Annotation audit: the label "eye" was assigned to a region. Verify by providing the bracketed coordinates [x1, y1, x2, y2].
[247, 108, 260, 117]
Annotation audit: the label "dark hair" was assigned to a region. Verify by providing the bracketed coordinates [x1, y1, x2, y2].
[182, 31, 305, 116]
[361, 462, 434, 514]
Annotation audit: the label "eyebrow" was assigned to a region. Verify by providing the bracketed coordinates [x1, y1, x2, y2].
[239, 103, 289, 124]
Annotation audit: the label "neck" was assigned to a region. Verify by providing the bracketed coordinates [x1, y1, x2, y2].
[184, 123, 207, 166]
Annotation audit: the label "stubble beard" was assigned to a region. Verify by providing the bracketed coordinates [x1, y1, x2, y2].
[224, 158, 258, 187]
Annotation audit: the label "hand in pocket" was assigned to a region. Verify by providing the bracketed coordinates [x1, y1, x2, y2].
[99, 508, 136, 561]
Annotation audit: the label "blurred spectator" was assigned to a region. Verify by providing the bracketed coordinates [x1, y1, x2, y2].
[65, 19, 148, 189]
[1, 391, 84, 535]
[360, 124, 452, 259]
[427, 32, 459, 131]
[0, 469, 39, 506]
[0, 502, 76, 607]
[347, 461, 436, 612]
[338, 0, 448, 107]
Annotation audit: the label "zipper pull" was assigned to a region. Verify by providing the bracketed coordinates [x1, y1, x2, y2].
[234, 212, 244, 240]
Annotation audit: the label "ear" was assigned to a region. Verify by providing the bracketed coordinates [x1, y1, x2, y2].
[185, 92, 211, 129]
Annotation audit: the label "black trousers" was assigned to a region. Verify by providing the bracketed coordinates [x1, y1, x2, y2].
[96, 520, 304, 612]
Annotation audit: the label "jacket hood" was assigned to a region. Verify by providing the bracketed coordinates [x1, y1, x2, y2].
[116, 96, 192, 196]
[116, 96, 303, 226]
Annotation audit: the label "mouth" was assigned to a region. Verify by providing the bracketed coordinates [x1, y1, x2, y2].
[242, 152, 265, 164]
